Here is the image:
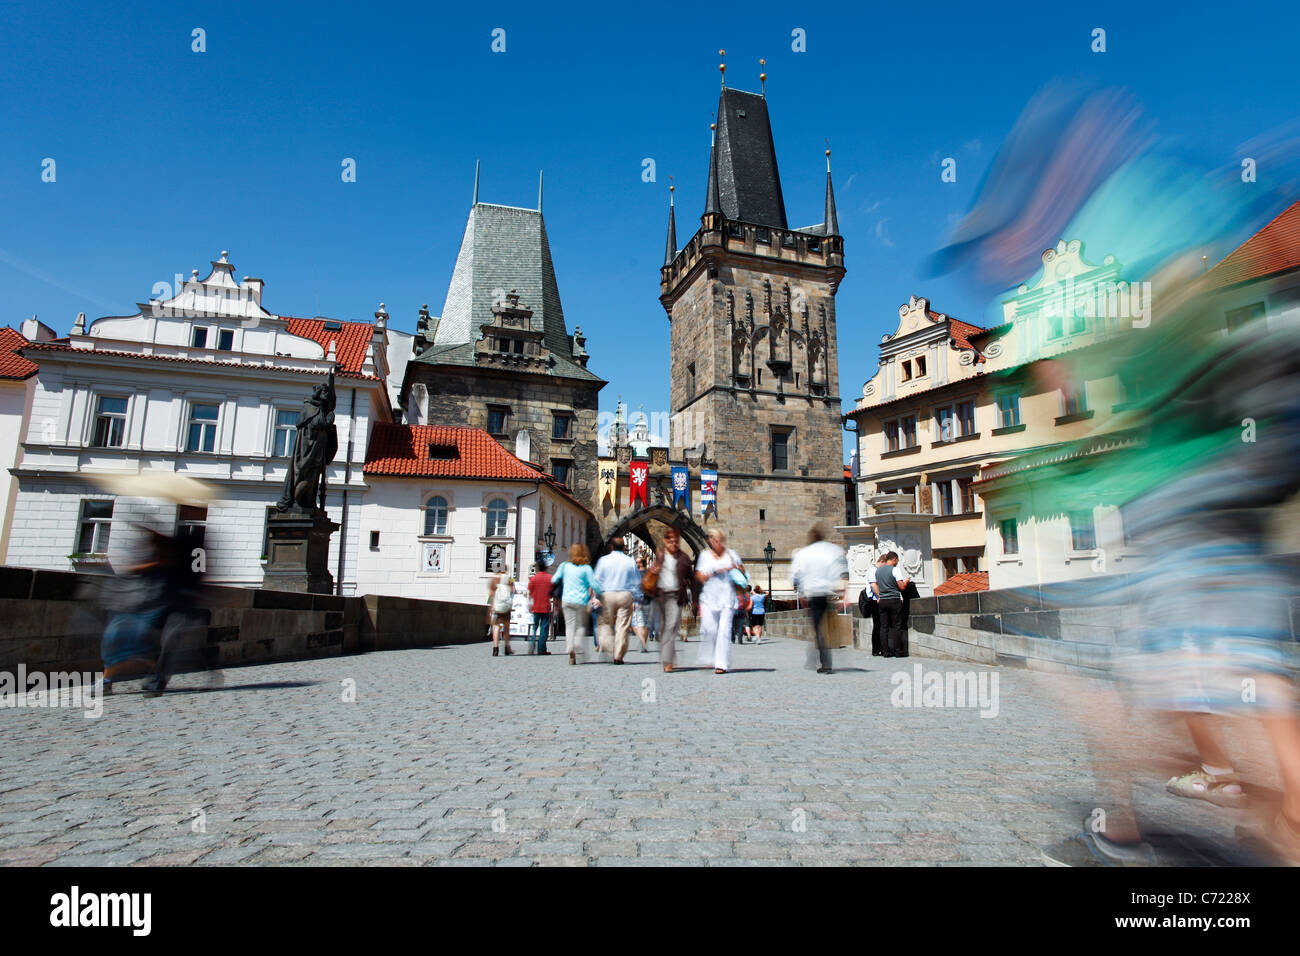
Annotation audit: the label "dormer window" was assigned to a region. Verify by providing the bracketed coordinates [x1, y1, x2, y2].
[428, 443, 459, 461]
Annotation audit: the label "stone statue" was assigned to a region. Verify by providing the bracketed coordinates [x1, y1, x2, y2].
[276, 370, 339, 514]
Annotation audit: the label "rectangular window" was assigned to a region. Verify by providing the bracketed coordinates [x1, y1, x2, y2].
[958, 476, 976, 513]
[942, 557, 959, 582]
[513, 339, 524, 354]
[552, 414, 572, 441]
[552, 460, 571, 486]
[915, 355, 927, 377]
[1062, 382, 1088, 416]
[216, 329, 235, 351]
[1000, 518, 1019, 555]
[486, 406, 509, 436]
[934, 406, 953, 443]
[1047, 311, 1064, 340]
[900, 415, 917, 448]
[1225, 302, 1265, 332]
[77, 500, 113, 555]
[273, 409, 297, 457]
[496, 339, 509, 353]
[369, 530, 380, 550]
[772, 428, 792, 471]
[957, 401, 975, 436]
[191, 327, 208, 348]
[883, 420, 900, 453]
[177, 504, 207, 548]
[687, 363, 696, 400]
[92, 396, 128, 448]
[900, 360, 912, 382]
[961, 555, 980, 574]
[1070, 510, 1097, 551]
[1069, 306, 1088, 335]
[187, 403, 219, 452]
[935, 480, 954, 516]
[997, 391, 1021, 428]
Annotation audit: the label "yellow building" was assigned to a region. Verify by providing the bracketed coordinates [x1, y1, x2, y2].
[845, 239, 1139, 588]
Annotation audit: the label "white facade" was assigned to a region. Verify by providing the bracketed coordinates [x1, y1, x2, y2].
[356, 478, 590, 603]
[6, 252, 391, 593]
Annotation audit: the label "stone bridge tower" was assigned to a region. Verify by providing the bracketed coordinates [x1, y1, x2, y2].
[659, 74, 847, 587]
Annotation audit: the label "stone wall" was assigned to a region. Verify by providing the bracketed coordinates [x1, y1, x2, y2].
[0, 566, 493, 678]
[764, 568, 1300, 678]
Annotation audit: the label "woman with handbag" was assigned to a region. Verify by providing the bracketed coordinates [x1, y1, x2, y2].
[551, 543, 602, 666]
[695, 528, 745, 674]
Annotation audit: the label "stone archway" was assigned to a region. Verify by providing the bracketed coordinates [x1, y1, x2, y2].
[600, 504, 709, 559]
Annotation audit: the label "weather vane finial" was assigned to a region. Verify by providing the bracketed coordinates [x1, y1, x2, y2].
[759, 58, 767, 96]
[719, 49, 726, 88]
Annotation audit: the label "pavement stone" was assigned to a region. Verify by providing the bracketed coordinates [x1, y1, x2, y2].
[0, 637, 1276, 866]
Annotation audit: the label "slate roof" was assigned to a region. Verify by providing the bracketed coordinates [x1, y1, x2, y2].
[933, 572, 989, 596]
[0, 328, 38, 381]
[710, 88, 787, 229]
[1203, 198, 1300, 290]
[423, 202, 588, 371]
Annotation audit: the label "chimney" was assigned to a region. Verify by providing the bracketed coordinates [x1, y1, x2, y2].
[242, 277, 264, 305]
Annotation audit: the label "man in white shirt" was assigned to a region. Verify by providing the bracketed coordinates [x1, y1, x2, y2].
[791, 524, 849, 674]
[857, 554, 889, 656]
[593, 536, 639, 663]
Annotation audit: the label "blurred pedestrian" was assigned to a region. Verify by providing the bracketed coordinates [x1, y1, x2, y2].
[487, 573, 515, 656]
[791, 524, 849, 674]
[527, 557, 553, 656]
[551, 543, 602, 666]
[650, 527, 696, 673]
[749, 585, 767, 643]
[695, 528, 744, 674]
[593, 536, 639, 664]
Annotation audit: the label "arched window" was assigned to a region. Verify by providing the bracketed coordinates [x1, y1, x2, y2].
[485, 498, 509, 538]
[423, 496, 448, 536]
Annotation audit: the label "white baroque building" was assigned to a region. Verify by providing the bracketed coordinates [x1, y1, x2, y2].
[9, 252, 390, 592]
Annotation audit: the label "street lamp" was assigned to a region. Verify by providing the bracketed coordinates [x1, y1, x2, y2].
[763, 539, 775, 598]
[543, 524, 556, 552]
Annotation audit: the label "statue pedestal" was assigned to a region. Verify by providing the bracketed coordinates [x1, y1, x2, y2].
[263, 511, 339, 594]
[837, 493, 937, 598]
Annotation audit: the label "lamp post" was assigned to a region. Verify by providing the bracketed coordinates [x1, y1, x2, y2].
[544, 524, 556, 552]
[763, 539, 775, 599]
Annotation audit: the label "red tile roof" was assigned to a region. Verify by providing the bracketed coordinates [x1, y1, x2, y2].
[364, 423, 595, 518]
[948, 318, 986, 355]
[933, 571, 989, 596]
[0, 328, 38, 381]
[282, 317, 374, 375]
[20, 342, 381, 381]
[1204, 198, 1300, 290]
[365, 423, 542, 480]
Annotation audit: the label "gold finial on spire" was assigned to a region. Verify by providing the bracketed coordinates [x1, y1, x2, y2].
[719, 49, 726, 88]
[825, 138, 832, 171]
[759, 58, 767, 96]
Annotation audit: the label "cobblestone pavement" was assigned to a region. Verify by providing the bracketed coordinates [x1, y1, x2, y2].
[0, 637, 1274, 866]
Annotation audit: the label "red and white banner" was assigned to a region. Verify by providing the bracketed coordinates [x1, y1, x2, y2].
[629, 460, 649, 508]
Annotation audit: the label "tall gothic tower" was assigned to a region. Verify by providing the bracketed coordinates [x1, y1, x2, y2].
[660, 80, 846, 577]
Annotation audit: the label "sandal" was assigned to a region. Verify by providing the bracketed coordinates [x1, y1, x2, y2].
[1165, 769, 1249, 809]
[663, 664, 674, 673]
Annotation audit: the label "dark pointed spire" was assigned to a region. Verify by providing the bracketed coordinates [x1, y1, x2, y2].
[824, 149, 839, 236]
[704, 121, 721, 217]
[664, 183, 677, 266]
[472, 159, 480, 205]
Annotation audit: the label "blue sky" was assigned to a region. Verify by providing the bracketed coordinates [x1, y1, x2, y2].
[3, 1, 1298, 462]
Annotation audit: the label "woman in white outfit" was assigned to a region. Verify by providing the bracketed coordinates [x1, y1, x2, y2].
[695, 529, 744, 674]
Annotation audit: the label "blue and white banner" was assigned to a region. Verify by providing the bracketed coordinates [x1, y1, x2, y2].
[671, 466, 689, 510]
[700, 469, 717, 517]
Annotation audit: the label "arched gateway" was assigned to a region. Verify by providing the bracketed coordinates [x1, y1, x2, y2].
[599, 504, 709, 559]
